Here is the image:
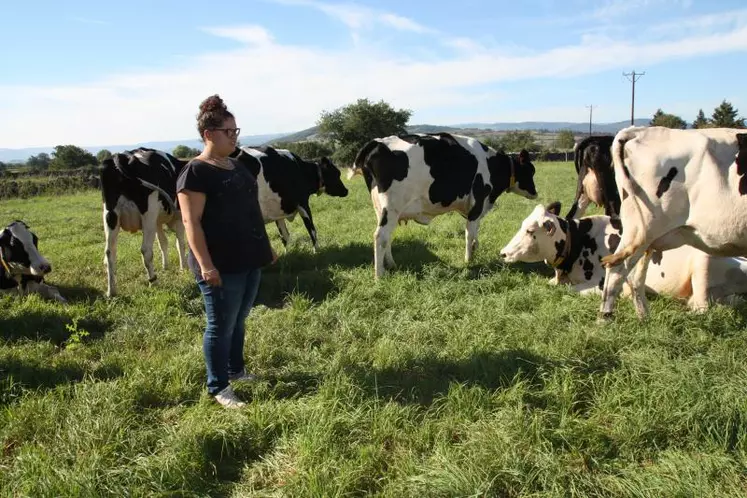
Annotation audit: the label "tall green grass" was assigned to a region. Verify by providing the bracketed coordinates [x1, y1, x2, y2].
[1, 162, 746, 496]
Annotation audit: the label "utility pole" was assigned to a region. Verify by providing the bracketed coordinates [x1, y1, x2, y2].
[623, 70, 645, 125]
[585, 104, 595, 136]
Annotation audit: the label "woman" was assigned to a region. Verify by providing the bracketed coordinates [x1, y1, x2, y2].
[176, 94, 276, 409]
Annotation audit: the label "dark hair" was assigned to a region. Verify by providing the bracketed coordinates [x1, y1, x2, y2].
[197, 94, 234, 139]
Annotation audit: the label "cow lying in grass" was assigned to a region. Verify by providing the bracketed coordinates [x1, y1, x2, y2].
[500, 203, 747, 311]
[0, 220, 66, 303]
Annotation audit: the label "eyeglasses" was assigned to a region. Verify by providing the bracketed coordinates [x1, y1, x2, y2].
[210, 127, 241, 138]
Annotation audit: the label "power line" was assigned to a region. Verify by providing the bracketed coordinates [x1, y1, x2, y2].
[585, 104, 596, 136]
[623, 70, 645, 126]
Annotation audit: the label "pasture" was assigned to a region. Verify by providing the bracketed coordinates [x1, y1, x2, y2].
[2, 161, 747, 497]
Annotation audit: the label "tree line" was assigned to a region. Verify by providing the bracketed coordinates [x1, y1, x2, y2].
[2, 99, 743, 173]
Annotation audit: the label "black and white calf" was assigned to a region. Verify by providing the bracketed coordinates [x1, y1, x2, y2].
[500, 202, 747, 311]
[566, 135, 619, 219]
[100, 147, 187, 297]
[230, 145, 348, 251]
[352, 132, 538, 278]
[0, 221, 66, 303]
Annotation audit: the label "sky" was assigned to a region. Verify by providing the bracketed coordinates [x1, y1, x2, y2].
[1, 0, 746, 149]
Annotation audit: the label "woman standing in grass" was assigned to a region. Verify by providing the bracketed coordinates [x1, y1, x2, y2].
[176, 94, 276, 409]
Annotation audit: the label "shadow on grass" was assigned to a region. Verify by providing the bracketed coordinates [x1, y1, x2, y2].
[255, 240, 441, 308]
[0, 310, 112, 345]
[52, 282, 107, 304]
[348, 348, 551, 406]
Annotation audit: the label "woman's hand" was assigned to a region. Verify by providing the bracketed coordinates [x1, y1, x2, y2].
[201, 268, 222, 287]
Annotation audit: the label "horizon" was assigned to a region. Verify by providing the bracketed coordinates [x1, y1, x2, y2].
[2, 0, 746, 149]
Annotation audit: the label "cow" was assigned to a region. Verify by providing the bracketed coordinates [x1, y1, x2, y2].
[0, 220, 66, 303]
[229, 145, 348, 251]
[100, 147, 187, 297]
[352, 132, 538, 278]
[500, 202, 747, 311]
[566, 135, 619, 219]
[598, 126, 747, 319]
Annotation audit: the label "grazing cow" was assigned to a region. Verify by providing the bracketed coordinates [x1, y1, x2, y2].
[598, 126, 747, 319]
[566, 135, 619, 219]
[352, 132, 538, 278]
[500, 203, 747, 311]
[230, 145, 348, 251]
[100, 147, 187, 297]
[0, 221, 66, 303]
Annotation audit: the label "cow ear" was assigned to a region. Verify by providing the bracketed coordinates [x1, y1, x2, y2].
[738, 133, 747, 150]
[543, 220, 556, 235]
[545, 201, 561, 216]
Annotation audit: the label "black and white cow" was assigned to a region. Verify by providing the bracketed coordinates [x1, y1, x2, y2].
[100, 147, 187, 297]
[566, 135, 618, 219]
[230, 145, 348, 251]
[352, 132, 538, 278]
[0, 221, 66, 303]
[500, 203, 747, 311]
[599, 126, 747, 319]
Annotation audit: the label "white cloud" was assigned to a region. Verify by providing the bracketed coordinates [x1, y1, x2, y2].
[592, 0, 693, 20]
[2, 9, 747, 148]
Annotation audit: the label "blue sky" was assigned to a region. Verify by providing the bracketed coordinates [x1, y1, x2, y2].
[1, 0, 746, 148]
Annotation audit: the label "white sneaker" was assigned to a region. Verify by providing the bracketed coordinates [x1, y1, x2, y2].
[229, 370, 258, 383]
[214, 385, 246, 409]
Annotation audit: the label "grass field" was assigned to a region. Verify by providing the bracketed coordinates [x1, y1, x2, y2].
[2, 162, 747, 497]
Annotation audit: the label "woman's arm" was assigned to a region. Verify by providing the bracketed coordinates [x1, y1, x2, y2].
[178, 190, 221, 286]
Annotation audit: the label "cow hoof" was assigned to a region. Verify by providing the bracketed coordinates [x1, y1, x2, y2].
[148, 276, 158, 284]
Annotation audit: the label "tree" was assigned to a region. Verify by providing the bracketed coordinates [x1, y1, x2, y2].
[271, 140, 335, 160]
[497, 130, 542, 153]
[49, 145, 97, 169]
[692, 109, 710, 129]
[96, 149, 112, 162]
[650, 109, 687, 129]
[172, 145, 201, 159]
[26, 152, 52, 170]
[554, 129, 576, 150]
[710, 100, 745, 128]
[317, 98, 412, 166]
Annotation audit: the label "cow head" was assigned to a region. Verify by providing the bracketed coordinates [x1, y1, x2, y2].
[510, 149, 538, 199]
[317, 157, 349, 197]
[500, 202, 565, 263]
[0, 221, 52, 277]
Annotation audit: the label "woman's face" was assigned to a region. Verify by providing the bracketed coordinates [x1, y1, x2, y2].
[205, 117, 239, 156]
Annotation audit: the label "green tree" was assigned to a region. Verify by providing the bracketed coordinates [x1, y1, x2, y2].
[96, 149, 112, 162]
[271, 140, 335, 160]
[498, 130, 542, 152]
[710, 100, 745, 128]
[692, 109, 710, 129]
[50, 145, 97, 169]
[317, 98, 412, 166]
[554, 129, 576, 150]
[650, 109, 687, 129]
[26, 152, 52, 170]
[172, 145, 201, 159]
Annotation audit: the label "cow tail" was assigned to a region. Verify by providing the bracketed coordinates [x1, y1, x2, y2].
[138, 179, 179, 214]
[601, 129, 645, 267]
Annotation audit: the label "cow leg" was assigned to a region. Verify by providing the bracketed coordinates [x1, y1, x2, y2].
[465, 219, 480, 263]
[375, 208, 397, 278]
[276, 219, 291, 248]
[103, 206, 120, 298]
[156, 225, 169, 270]
[628, 250, 652, 319]
[599, 245, 648, 320]
[297, 203, 318, 253]
[141, 198, 159, 284]
[26, 280, 67, 304]
[170, 218, 187, 270]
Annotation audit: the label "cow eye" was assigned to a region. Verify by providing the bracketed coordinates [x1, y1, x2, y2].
[526, 229, 534, 235]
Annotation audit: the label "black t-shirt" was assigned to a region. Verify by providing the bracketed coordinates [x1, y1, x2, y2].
[176, 158, 273, 277]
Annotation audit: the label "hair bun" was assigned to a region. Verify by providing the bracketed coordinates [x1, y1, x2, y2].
[199, 94, 227, 115]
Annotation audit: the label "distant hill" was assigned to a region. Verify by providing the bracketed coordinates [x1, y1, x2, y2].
[0, 132, 289, 163]
[0, 119, 652, 163]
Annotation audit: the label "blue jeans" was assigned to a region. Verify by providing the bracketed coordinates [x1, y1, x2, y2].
[197, 268, 262, 395]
